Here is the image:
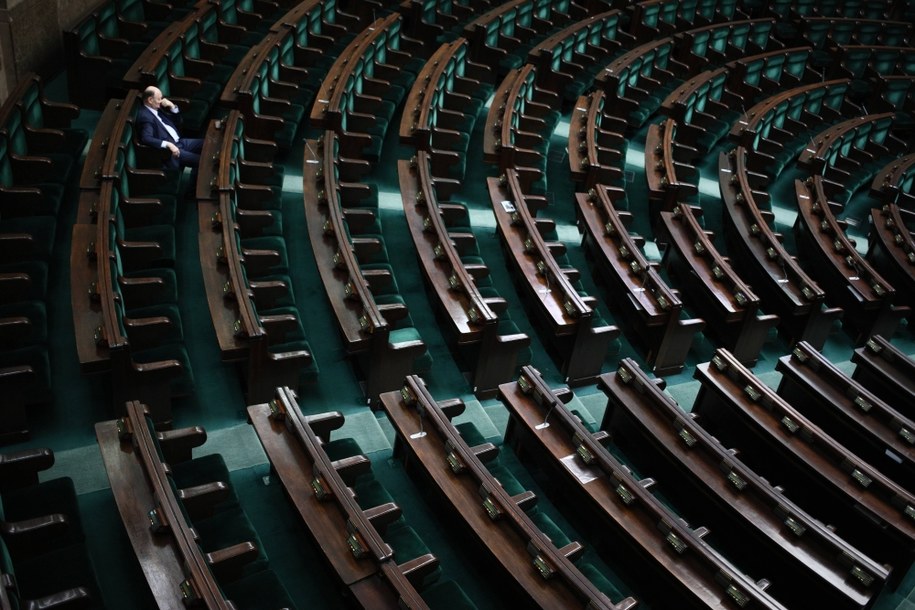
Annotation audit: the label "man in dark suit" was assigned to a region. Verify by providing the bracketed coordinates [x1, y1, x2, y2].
[136, 86, 203, 170]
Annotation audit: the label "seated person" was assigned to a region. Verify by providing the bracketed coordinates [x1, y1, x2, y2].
[136, 86, 203, 170]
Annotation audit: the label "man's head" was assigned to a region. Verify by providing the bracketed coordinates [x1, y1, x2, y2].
[143, 86, 165, 109]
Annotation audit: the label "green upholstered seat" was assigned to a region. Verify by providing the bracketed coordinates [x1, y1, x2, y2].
[422, 579, 478, 610]
[5, 539, 104, 609]
[324, 437, 364, 462]
[0, 260, 48, 303]
[527, 509, 571, 549]
[129, 342, 195, 397]
[487, 462, 527, 498]
[219, 565, 298, 610]
[578, 562, 626, 603]
[170, 453, 233, 491]
[389, 326, 433, 372]
[0, 477, 85, 552]
[0, 300, 47, 347]
[0, 344, 51, 391]
[2, 214, 56, 262]
[352, 474, 394, 509]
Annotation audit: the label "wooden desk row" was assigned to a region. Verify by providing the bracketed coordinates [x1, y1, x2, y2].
[304, 132, 429, 404]
[718, 145, 841, 348]
[660, 202, 779, 366]
[248, 386, 444, 608]
[489, 169, 618, 385]
[692, 347, 915, 580]
[793, 175, 906, 343]
[599, 358, 888, 610]
[576, 185, 704, 375]
[567, 90, 627, 191]
[383, 374, 637, 609]
[398, 152, 530, 397]
[776, 341, 915, 492]
[499, 364, 787, 609]
[98, 400, 278, 609]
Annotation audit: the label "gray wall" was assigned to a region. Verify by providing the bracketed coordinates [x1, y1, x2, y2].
[0, 0, 99, 102]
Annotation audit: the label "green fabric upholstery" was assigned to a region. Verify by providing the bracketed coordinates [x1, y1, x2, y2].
[0, 260, 48, 303]
[389, 326, 432, 372]
[0, 344, 51, 391]
[1, 477, 85, 551]
[170, 454, 232, 490]
[527, 509, 571, 549]
[352, 474, 394, 510]
[324, 437, 364, 461]
[422, 579, 478, 610]
[578, 562, 625, 602]
[0, 300, 47, 347]
[10, 541, 104, 609]
[219, 565, 298, 610]
[2, 215, 55, 262]
[130, 342, 195, 397]
[487, 463, 527, 498]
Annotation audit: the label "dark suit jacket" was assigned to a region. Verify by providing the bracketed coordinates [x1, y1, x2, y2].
[136, 105, 185, 169]
[136, 105, 184, 149]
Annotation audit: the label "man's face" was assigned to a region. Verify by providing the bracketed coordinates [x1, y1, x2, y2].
[147, 89, 163, 109]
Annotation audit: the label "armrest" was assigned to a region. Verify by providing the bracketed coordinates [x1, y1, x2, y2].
[40, 98, 80, 129]
[207, 541, 259, 581]
[115, 238, 166, 269]
[178, 481, 232, 518]
[0, 234, 36, 263]
[260, 313, 300, 344]
[156, 426, 207, 463]
[97, 34, 132, 58]
[118, 276, 171, 305]
[9, 154, 56, 184]
[0, 447, 54, 490]
[182, 56, 217, 80]
[24, 127, 68, 154]
[123, 315, 177, 348]
[197, 39, 231, 62]
[302, 410, 344, 442]
[22, 586, 93, 610]
[1, 514, 70, 553]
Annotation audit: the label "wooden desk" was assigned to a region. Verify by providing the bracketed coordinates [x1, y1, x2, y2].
[777, 341, 915, 492]
[693, 348, 915, 583]
[499, 365, 787, 610]
[383, 376, 634, 609]
[602, 358, 887, 610]
[718, 147, 840, 348]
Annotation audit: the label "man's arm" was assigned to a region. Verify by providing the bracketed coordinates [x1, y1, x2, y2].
[136, 113, 166, 149]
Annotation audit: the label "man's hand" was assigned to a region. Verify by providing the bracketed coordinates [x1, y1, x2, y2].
[166, 142, 180, 158]
[160, 98, 175, 111]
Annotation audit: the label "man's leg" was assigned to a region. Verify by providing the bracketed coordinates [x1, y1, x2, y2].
[177, 138, 204, 168]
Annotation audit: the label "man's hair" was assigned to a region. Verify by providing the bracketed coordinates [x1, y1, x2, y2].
[143, 87, 157, 102]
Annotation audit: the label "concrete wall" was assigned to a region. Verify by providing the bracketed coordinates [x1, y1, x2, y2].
[0, 0, 100, 103]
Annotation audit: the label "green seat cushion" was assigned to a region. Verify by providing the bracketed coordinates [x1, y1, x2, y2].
[0, 300, 47, 346]
[1, 477, 84, 550]
[385, 519, 431, 562]
[324, 437, 364, 461]
[0, 260, 48, 302]
[352, 474, 394, 509]
[2, 215, 56, 261]
[12, 542, 103, 607]
[130, 342, 195, 397]
[170, 454, 232, 490]
[454, 422, 486, 447]
[422, 579, 478, 610]
[578, 561, 625, 602]
[487, 462, 527, 498]
[528, 509, 571, 549]
[0, 344, 51, 391]
[389, 327, 432, 372]
[219, 566, 298, 610]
